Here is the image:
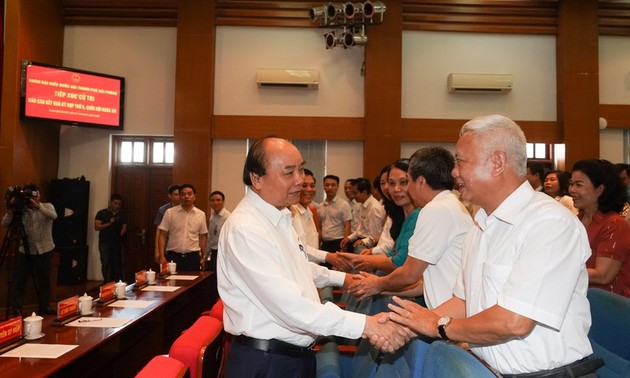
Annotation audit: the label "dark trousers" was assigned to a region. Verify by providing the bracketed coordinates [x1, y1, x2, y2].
[11, 251, 52, 313]
[166, 251, 200, 272]
[99, 241, 123, 282]
[224, 340, 316, 378]
[320, 239, 343, 252]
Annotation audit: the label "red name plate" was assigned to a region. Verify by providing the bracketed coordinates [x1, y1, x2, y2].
[0, 317, 23, 344]
[58, 295, 79, 318]
[135, 270, 147, 286]
[160, 262, 169, 275]
[100, 282, 116, 301]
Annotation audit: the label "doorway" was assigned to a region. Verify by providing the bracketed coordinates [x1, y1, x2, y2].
[112, 137, 174, 282]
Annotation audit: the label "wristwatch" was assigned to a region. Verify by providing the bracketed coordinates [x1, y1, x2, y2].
[437, 316, 452, 340]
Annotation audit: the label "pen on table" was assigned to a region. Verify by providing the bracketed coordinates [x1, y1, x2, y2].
[78, 318, 103, 323]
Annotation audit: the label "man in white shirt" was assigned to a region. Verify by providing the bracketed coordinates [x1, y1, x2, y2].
[344, 178, 361, 232]
[292, 170, 352, 271]
[217, 137, 410, 378]
[158, 184, 208, 271]
[388, 115, 597, 376]
[348, 147, 474, 310]
[206, 190, 230, 272]
[342, 178, 385, 253]
[318, 175, 352, 252]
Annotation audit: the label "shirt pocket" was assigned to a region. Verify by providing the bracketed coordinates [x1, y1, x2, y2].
[481, 262, 512, 301]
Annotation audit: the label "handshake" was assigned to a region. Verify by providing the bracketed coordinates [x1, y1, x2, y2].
[362, 312, 415, 353]
[326, 251, 377, 272]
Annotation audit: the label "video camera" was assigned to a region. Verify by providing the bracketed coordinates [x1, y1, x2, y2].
[5, 185, 38, 213]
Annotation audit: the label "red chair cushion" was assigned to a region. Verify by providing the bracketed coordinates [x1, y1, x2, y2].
[169, 316, 223, 378]
[136, 355, 188, 378]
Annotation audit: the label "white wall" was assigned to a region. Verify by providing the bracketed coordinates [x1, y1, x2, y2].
[402, 31, 557, 121]
[599, 36, 630, 163]
[61, 26, 177, 280]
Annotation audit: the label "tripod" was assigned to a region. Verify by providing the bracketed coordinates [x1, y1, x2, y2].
[0, 210, 32, 320]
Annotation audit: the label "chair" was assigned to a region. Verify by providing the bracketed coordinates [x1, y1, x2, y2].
[136, 355, 189, 378]
[587, 288, 630, 378]
[422, 341, 495, 378]
[169, 316, 224, 378]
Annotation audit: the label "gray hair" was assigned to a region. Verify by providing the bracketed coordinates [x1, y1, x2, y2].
[460, 114, 527, 176]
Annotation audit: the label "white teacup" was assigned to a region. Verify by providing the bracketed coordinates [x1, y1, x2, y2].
[24, 312, 43, 339]
[79, 293, 93, 315]
[115, 281, 127, 299]
[146, 269, 156, 284]
[167, 261, 177, 274]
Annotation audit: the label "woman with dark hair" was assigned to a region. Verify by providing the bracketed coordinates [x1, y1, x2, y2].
[570, 159, 630, 298]
[360, 165, 399, 257]
[543, 170, 577, 214]
[339, 159, 419, 274]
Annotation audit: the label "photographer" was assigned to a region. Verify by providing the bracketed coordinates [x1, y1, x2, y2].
[2, 184, 57, 317]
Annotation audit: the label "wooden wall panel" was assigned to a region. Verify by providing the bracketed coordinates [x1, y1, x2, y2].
[600, 104, 630, 129]
[401, 119, 561, 144]
[213, 115, 364, 140]
[557, 1, 599, 169]
[173, 1, 215, 211]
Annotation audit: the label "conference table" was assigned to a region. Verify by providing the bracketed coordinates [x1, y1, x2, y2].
[0, 271, 217, 378]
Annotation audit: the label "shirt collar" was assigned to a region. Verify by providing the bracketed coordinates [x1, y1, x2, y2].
[475, 181, 533, 230]
[247, 190, 291, 227]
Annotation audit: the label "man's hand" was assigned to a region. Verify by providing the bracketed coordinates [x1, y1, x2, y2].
[353, 239, 364, 248]
[360, 247, 373, 255]
[362, 313, 413, 353]
[347, 271, 381, 300]
[325, 252, 353, 272]
[388, 296, 440, 338]
[340, 237, 350, 249]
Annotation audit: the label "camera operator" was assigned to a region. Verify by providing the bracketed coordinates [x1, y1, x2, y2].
[2, 184, 57, 317]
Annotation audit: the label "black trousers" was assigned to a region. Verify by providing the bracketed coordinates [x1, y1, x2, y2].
[224, 339, 316, 378]
[165, 251, 200, 272]
[320, 239, 343, 252]
[11, 251, 52, 313]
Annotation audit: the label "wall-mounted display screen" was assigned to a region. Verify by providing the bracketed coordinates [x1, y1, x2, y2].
[20, 60, 125, 130]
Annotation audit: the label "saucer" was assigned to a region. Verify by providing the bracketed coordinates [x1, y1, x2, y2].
[24, 333, 44, 341]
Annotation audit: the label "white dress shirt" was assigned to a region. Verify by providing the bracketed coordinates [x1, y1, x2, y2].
[454, 182, 592, 374]
[372, 217, 394, 255]
[217, 190, 365, 347]
[408, 190, 473, 309]
[318, 196, 352, 241]
[348, 195, 385, 247]
[159, 205, 208, 252]
[207, 207, 231, 252]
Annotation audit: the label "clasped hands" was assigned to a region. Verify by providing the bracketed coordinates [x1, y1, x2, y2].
[362, 312, 414, 353]
[327, 252, 375, 272]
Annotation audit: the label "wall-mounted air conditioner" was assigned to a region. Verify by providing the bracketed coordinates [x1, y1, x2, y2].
[256, 69, 319, 89]
[447, 73, 513, 93]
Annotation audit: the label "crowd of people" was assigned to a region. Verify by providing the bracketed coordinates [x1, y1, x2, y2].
[4, 114, 629, 377]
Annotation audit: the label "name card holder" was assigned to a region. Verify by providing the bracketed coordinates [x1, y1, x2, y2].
[0, 317, 25, 354]
[158, 262, 170, 277]
[133, 270, 148, 291]
[96, 282, 117, 306]
[52, 295, 80, 326]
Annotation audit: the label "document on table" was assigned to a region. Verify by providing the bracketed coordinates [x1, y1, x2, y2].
[108, 300, 156, 309]
[141, 286, 181, 292]
[1, 343, 78, 359]
[66, 317, 131, 328]
[166, 274, 198, 280]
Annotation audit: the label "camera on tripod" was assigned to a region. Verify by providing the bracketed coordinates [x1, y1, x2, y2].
[5, 185, 38, 213]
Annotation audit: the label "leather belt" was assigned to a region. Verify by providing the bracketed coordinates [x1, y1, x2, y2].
[502, 357, 604, 378]
[233, 335, 314, 358]
[167, 251, 198, 257]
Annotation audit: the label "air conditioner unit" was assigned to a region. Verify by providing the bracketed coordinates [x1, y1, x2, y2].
[256, 69, 319, 89]
[447, 73, 513, 93]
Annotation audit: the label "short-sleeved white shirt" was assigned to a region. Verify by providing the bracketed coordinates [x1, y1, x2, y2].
[408, 190, 473, 309]
[454, 182, 592, 374]
[159, 205, 208, 253]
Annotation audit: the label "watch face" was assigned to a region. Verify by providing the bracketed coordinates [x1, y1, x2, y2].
[438, 316, 451, 326]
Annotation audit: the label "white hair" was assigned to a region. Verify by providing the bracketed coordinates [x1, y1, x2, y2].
[460, 114, 527, 176]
